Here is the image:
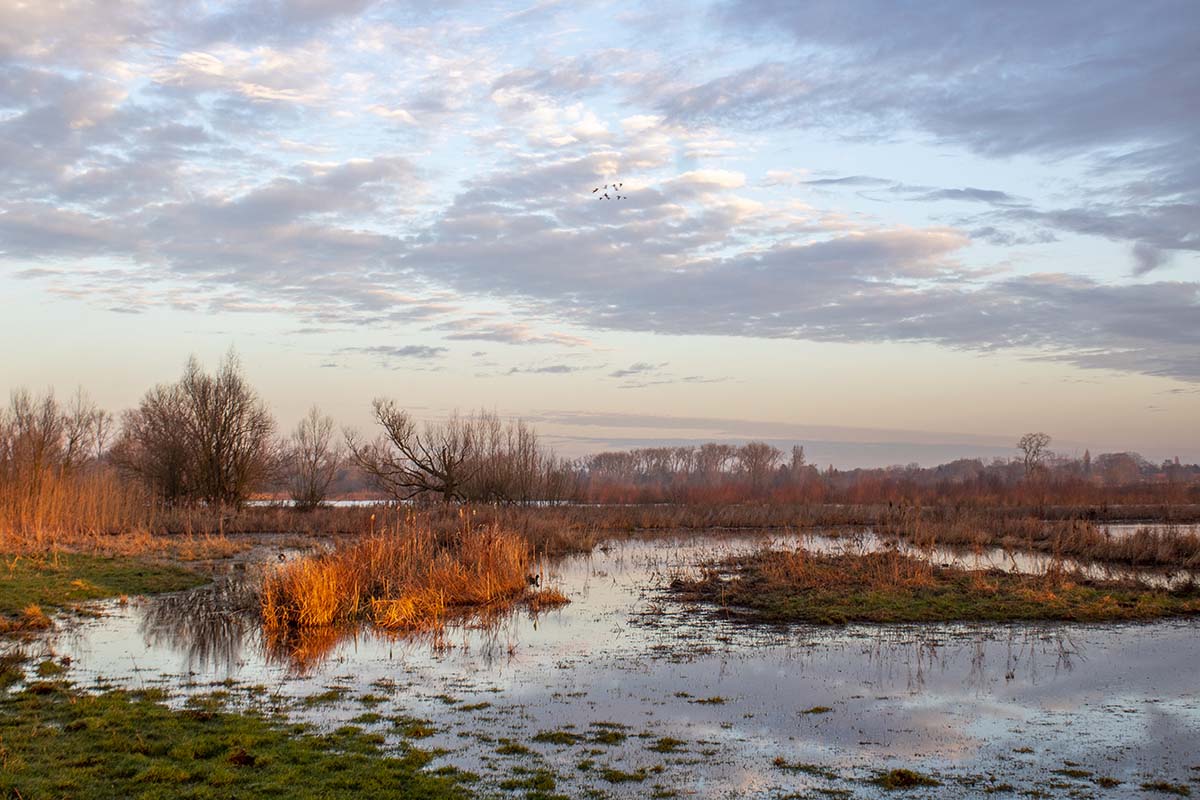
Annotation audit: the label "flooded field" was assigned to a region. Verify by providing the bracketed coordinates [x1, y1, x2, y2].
[36, 532, 1200, 798]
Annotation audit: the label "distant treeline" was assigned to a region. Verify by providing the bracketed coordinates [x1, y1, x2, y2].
[576, 442, 1200, 505]
[3, 351, 1198, 548]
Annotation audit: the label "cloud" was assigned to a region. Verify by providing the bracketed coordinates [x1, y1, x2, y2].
[609, 362, 665, 378]
[343, 344, 448, 360]
[672, 1, 1200, 261]
[603, 361, 724, 389]
[434, 319, 591, 348]
[506, 363, 583, 375]
[1132, 241, 1173, 276]
[2, 0, 1198, 391]
[919, 188, 1022, 206]
[804, 175, 892, 188]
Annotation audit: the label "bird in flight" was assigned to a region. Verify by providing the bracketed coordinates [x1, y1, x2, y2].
[593, 181, 627, 200]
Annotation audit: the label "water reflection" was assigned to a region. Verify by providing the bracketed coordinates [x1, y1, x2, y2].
[139, 576, 258, 673]
[48, 532, 1200, 798]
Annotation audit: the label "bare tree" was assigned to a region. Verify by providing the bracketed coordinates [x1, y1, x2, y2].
[348, 404, 570, 504]
[347, 400, 477, 503]
[62, 389, 111, 469]
[287, 405, 342, 511]
[112, 384, 193, 502]
[1017, 432, 1052, 476]
[695, 443, 737, 481]
[738, 441, 783, 493]
[178, 353, 277, 506]
[5, 389, 65, 481]
[1, 388, 113, 481]
[114, 352, 277, 506]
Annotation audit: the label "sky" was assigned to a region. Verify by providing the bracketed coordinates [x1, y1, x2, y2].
[1, 0, 1197, 467]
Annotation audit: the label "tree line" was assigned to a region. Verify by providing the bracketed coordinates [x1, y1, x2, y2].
[577, 435, 1200, 504]
[2, 352, 577, 512]
[3, 353, 1198, 515]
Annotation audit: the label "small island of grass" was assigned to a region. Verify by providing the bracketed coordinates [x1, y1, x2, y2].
[669, 548, 1200, 624]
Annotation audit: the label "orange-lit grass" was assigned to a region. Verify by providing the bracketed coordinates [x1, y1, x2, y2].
[526, 587, 570, 613]
[0, 467, 157, 551]
[0, 463, 245, 562]
[260, 524, 537, 635]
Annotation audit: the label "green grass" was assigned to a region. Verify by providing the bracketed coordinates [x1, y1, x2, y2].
[772, 758, 839, 780]
[671, 550, 1200, 624]
[647, 737, 686, 754]
[871, 768, 941, 790]
[0, 552, 203, 632]
[392, 715, 437, 739]
[598, 766, 648, 783]
[0, 682, 472, 799]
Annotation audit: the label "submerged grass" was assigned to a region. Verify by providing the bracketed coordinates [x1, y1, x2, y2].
[872, 768, 941, 790]
[0, 682, 473, 799]
[671, 547, 1200, 624]
[0, 551, 204, 634]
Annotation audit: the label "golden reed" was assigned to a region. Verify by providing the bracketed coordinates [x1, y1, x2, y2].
[260, 523, 532, 633]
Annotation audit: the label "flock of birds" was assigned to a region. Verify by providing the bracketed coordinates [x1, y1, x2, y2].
[593, 182, 627, 200]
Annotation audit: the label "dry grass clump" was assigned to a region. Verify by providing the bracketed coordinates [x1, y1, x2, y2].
[260, 524, 538, 634]
[0, 605, 51, 635]
[526, 587, 570, 613]
[757, 545, 935, 588]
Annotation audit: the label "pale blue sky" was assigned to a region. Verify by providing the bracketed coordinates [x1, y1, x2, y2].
[1, 0, 1197, 464]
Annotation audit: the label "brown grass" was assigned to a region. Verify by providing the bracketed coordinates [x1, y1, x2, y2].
[526, 587, 570, 613]
[671, 546, 1200, 624]
[260, 523, 536, 634]
[0, 467, 158, 552]
[877, 507, 1200, 569]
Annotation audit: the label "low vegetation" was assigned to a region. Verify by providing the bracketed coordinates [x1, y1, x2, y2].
[670, 547, 1200, 624]
[0, 552, 203, 634]
[261, 522, 563, 636]
[0, 682, 472, 799]
[872, 768, 941, 790]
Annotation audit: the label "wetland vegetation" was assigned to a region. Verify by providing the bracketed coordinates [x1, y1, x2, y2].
[4, 358, 1200, 797]
[0, 678, 473, 800]
[669, 546, 1200, 624]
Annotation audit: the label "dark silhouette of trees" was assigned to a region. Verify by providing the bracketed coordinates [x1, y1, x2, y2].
[346, 400, 475, 503]
[346, 403, 574, 504]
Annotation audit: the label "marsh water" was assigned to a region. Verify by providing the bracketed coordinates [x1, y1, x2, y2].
[40, 532, 1200, 797]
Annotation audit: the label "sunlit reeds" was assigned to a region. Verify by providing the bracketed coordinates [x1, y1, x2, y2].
[0, 465, 158, 552]
[260, 523, 537, 635]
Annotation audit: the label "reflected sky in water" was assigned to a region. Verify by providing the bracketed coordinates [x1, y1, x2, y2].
[43, 532, 1200, 797]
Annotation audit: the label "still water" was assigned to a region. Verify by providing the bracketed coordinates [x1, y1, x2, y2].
[41, 532, 1200, 797]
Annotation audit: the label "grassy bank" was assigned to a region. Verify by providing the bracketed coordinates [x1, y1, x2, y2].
[0, 681, 472, 799]
[0, 552, 204, 634]
[670, 548, 1200, 624]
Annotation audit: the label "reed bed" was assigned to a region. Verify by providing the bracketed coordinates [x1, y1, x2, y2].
[877, 507, 1200, 569]
[260, 523, 539, 635]
[0, 467, 158, 552]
